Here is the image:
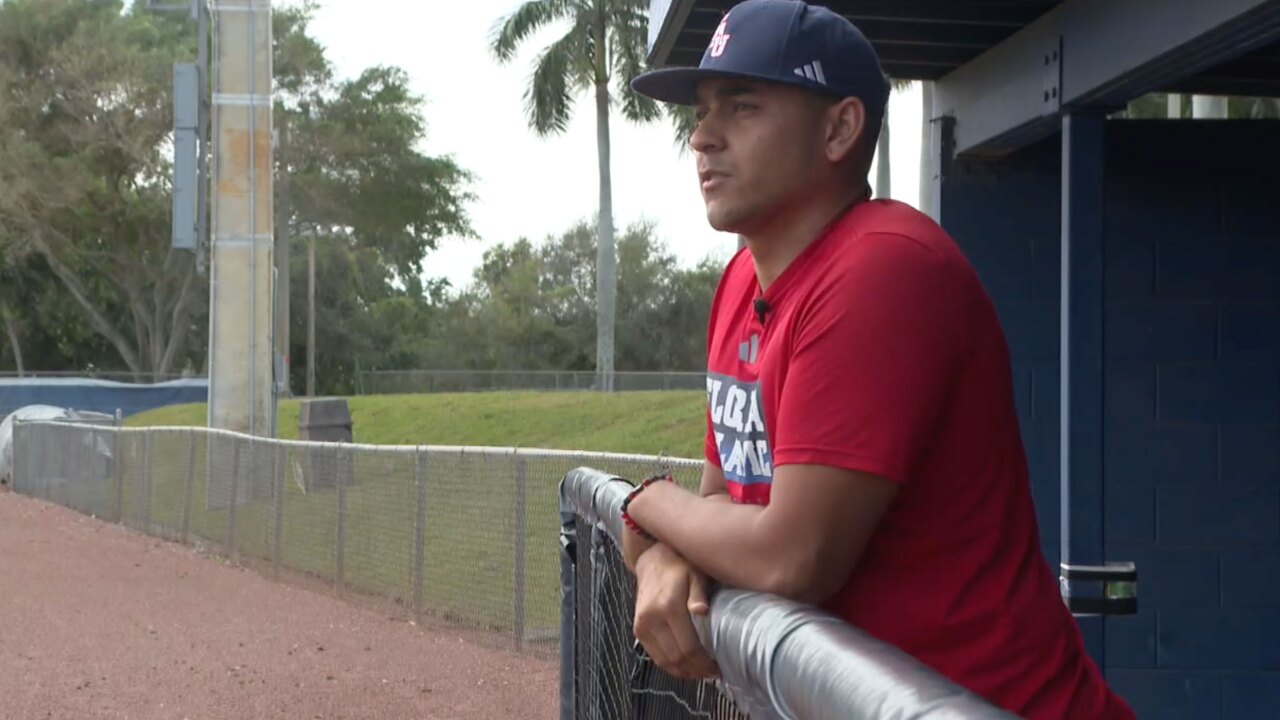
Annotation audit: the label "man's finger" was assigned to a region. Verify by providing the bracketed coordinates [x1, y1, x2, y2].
[687, 572, 711, 616]
[637, 619, 687, 678]
[669, 610, 718, 679]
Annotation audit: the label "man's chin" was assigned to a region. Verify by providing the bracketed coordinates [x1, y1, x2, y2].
[704, 204, 746, 234]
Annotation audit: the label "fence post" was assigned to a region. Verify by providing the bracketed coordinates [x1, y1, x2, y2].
[336, 446, 347, 597]
[10, 419, 20, 496]
[272, 443, 285, 580]
[179, 429, 196, 544]
[513, 453, 528, 651]
[139, 432, 153, 532]
[557, 474, 578, 720]
[412, 448, 428, 617]
[112, 424, 125, 524]
[226, 438, 241, 561]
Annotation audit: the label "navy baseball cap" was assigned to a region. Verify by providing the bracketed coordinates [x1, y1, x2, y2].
[631, 0, 890, 116]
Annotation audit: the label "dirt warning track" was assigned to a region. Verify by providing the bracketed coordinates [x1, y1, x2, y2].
[0, 490, 557, 720]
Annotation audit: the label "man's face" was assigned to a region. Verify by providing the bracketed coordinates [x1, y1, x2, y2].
[690, 78, 834, 234]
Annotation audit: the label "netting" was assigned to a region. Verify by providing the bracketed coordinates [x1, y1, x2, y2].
[570, 519, 748, 720]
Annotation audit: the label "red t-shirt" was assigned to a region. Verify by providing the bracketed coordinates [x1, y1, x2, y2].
[703, 199, 1134, 719]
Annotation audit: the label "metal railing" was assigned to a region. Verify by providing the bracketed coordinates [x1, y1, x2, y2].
[559, 468, 1019, 719]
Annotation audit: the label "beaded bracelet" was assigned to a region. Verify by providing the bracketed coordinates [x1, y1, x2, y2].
[620, 472, 673, 540]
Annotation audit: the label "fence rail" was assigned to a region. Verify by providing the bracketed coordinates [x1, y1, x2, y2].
[559, 467, 1019, 720]
[12, 420, 701, 652]
[355, 370, 705, 395]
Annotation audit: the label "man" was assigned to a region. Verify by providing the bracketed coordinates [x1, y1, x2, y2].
[619, 1, 1135, 718]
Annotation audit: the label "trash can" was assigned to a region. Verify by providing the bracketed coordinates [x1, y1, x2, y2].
[298, 398, 353, 492]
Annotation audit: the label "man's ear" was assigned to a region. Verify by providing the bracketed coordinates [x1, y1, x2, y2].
[824, 97, 866, 166]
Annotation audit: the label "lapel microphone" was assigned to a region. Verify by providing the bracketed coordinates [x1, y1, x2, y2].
[753, 297, 771, 325]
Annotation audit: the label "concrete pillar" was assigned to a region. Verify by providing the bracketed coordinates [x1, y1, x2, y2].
[209, 0, 275, 437]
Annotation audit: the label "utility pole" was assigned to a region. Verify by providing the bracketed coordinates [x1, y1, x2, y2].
[274, 122, 290, 397]
[307, 233, 316, 397]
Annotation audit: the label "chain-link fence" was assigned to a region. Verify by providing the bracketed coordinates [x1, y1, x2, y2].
[11, 420, 701, 654]
[355, 370, 705, 395]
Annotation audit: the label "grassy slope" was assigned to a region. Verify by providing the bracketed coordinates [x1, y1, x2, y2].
[129, 391, 706, 459]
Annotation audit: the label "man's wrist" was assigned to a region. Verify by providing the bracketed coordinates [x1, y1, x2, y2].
[634, 541, 679, 576]
[621, 472, 674, 539]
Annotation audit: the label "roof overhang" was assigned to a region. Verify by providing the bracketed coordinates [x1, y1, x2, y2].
[648, 0, 1280, 156]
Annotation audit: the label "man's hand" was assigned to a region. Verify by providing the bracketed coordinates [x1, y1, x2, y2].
[633, 543, 719, 680]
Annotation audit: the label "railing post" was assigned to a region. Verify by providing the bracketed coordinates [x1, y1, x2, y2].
[140, 433, 153, 532]
[226, 438, 241, 560]
[557, 472, 578, 720]
[412, 448, 428, 617]
[513, 453, 528, 650]
[112, 424, 125, 524]
[272, 443, 285, 579]
[10, 419, 21, 496]
[335, 446, 347, 597]
[180, 429, 196, 544]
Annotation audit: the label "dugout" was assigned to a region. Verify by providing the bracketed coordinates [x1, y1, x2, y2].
[645, 1, 1280, 716]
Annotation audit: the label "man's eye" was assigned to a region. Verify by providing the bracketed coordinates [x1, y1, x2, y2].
[694, 109, 708, 121]
[734, 102, 755, 112]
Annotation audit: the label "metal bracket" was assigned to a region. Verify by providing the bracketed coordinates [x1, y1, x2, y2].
[1061, 562, 1138, 617]
[1043, 36, 1062, 112]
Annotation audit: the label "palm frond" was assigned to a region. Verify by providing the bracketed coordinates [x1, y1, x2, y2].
[489, 0, 575, 64]
[610, 14, 661, 124]
[666, 104, 698, 155]
[524, 26, 587, 136]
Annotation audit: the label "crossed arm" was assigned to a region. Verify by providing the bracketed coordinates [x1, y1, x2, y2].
[624, 459, 898, 605]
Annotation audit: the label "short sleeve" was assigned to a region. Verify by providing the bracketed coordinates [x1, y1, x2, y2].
[770, 233, 972, 484]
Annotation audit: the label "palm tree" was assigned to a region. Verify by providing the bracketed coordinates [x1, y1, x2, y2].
[490, 0, 664, 392]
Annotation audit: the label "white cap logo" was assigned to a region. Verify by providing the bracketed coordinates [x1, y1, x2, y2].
[708, 14, 732, 58]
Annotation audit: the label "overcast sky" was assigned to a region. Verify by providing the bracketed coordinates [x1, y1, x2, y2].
[286, 0, 924, 289]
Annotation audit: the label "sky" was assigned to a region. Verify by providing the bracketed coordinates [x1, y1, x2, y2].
[289, 0, 924, 289]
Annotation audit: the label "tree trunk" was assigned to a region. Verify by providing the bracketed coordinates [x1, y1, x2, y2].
[593, 8, 616, 393]
[157, 253, 199, 376]
[29, 231, 143, 373]
[1, 301, 23, 376]
[875, 101, 891, 199]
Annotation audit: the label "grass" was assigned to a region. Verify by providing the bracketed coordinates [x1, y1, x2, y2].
[129, 391, 707, 458]
[118, 391, 708, 645]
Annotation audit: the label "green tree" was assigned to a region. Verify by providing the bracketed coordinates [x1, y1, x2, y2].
[274, 3, 474, 393]
[0, 0, 203, 379]
[0, 0, 473, 389]
[431, 218, 720, 373]
[490, 0, 679, 390]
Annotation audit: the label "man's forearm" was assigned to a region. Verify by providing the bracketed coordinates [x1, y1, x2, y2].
[627, 482, 790, 594]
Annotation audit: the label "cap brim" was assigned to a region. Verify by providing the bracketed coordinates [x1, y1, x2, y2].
[631, 66, 789, 106]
